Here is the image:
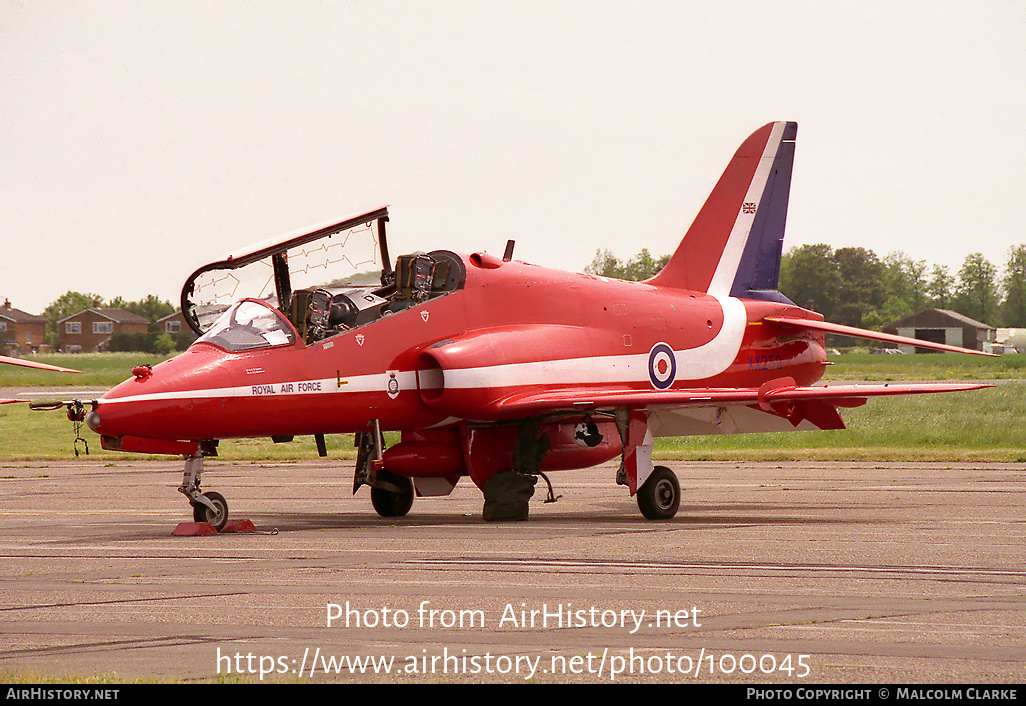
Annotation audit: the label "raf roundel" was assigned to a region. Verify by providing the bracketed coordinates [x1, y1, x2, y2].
[648, 342, 677, 389]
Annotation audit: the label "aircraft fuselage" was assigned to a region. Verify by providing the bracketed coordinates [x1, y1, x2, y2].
[90, 252, 826, 447]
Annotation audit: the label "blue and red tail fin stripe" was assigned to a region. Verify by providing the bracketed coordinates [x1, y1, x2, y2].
[646, 121, 797, 299]
[730, 122, 796, 298]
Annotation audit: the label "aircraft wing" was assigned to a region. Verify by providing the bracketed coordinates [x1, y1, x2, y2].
[0, 356, 81, 404]
[487, 378, 990, 428]
[0, 355, 81, 373]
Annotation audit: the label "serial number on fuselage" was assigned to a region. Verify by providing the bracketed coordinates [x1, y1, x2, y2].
[746, 354, 784, 371]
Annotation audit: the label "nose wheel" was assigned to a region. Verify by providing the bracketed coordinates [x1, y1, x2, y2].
[191, 491, 229, 531]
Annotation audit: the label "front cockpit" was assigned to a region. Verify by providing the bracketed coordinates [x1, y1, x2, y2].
[195, 300, 298, 352]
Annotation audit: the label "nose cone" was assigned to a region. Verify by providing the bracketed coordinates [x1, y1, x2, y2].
[89, 346, 237, 441]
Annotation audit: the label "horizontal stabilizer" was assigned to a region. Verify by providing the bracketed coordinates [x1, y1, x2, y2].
[765, 317, 998, 357]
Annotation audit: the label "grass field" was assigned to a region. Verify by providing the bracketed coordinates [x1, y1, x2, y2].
[824, 351, 1026, 381]
[1, 352, 1023, 462]
[661, 383, 1025, 462]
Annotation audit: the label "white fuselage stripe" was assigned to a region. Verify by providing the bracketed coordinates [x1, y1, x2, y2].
[99, 296, 747, 405]
[439, 294, 746, 388]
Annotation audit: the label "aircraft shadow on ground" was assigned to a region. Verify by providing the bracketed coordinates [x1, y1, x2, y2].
[227, 504, 854, 532]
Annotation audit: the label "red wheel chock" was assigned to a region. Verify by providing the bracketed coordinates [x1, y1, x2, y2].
[222, 519, 256, 533]
[172, 522, 218, 536]
[172, 519, 257, 536]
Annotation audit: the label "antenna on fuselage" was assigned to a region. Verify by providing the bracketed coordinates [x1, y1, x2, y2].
[503, 239, 515, 262]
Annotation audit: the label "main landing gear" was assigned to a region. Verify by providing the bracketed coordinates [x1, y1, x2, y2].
[179, 454, 230, 531]
[611, 411, 681, 520]
[370, 468, 414, 518]
[354, 425, 415, 519]
[636, 466, 681, 520]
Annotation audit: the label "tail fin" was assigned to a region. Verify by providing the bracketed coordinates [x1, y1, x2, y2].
[646, 121, 797, 299]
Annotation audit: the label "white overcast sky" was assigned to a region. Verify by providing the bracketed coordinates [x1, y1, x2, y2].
[3, 1, 1024, 314]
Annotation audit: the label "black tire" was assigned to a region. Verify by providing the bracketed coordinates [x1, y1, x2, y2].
[371, 469, 414, 518]
[192, 491, 229, 531]
[637, 466, 680, 520]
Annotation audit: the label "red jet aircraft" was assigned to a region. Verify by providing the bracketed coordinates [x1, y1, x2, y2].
[13, 121, 992, 527]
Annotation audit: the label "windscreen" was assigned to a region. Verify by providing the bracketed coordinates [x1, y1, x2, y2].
[194, 300, 297, 352]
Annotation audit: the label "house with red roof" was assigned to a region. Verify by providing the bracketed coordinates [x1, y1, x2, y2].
[58, 307, 149, 353]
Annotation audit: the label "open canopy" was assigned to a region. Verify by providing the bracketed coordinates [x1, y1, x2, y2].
[181, 206, 390, 335]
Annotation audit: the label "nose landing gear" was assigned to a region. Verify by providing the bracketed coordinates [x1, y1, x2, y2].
[179, 453, 230, 532]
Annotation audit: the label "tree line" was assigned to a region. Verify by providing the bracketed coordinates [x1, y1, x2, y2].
[586, 245, 1026, 329]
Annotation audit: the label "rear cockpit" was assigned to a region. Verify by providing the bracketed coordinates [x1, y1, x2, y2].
[180, 207, 466, 349]
[285, 249, 465, 345]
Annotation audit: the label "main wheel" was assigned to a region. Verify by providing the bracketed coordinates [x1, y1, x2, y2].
[371, 469, 414, 518]
[192, 491, 229, 531]
[637, 466, 680, 520]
